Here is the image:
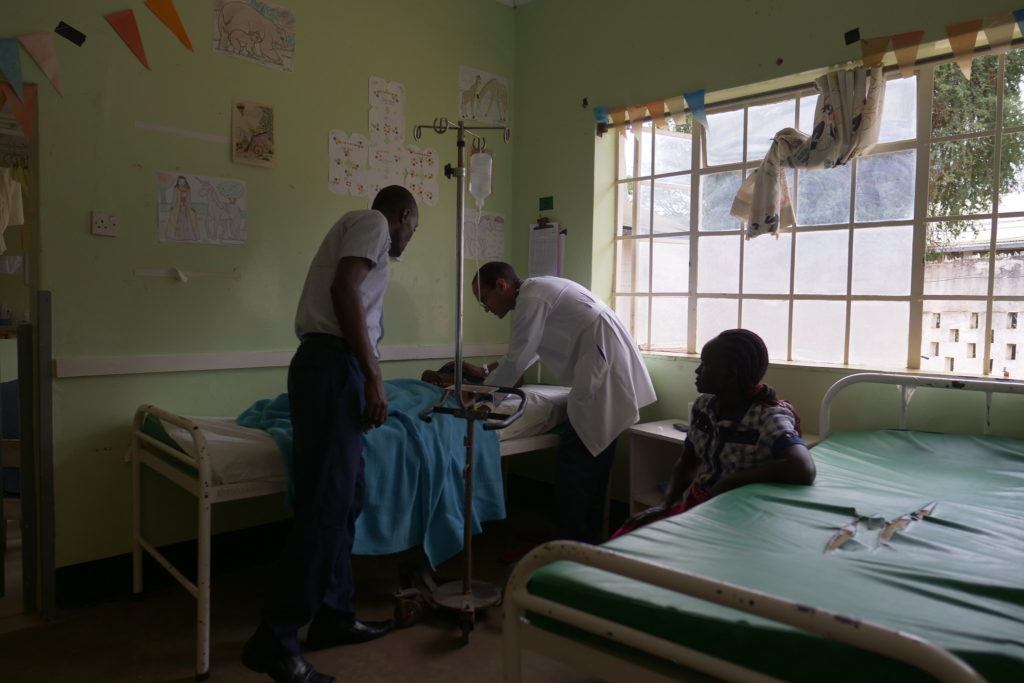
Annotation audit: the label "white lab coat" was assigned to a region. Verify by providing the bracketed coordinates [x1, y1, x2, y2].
[485, 277, 656, 455]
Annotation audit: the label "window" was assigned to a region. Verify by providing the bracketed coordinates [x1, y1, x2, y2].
[1010, 312, 1019, 329]
[945, 357, 955, 372]
[1010, 343, 1018, 360]
[967, 342, 977, 358]
[612, 51, 1024, 378]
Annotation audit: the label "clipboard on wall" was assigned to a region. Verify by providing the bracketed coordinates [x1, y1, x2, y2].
[528, 218, 566, 277]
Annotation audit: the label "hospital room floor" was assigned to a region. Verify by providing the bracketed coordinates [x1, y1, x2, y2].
[0, 480, 603, 682]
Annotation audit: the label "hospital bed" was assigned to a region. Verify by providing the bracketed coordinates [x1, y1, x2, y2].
[503, 373, 1024, 683]
[128, 383, 569, 681]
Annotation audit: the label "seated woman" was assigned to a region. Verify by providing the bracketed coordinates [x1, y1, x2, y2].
[614, 329, 815, 538]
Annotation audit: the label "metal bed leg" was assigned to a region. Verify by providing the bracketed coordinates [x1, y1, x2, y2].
[131, 443, 143, 595]
[196, 495, 212, 681]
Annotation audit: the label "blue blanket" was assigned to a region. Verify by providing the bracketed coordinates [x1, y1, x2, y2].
[237, 379, 505, 567]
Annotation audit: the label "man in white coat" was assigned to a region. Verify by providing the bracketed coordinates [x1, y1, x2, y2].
[470, 262, 656, 543]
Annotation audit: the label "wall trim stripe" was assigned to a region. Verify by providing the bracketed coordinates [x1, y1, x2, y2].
[54, 344, 509, 379]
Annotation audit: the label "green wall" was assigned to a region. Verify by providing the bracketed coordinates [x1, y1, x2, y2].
[7, 0, 516, 567]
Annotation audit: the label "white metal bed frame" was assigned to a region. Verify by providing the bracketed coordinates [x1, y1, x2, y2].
[503, 372, 1024, 683]
[128, 402, 561, 681]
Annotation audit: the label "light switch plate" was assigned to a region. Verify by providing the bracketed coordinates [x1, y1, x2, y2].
[91, 211, 118, 237]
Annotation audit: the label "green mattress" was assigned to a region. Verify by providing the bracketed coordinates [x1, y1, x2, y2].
[528, 430, 1024, 682]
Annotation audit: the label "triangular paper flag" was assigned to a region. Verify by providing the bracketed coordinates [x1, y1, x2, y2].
[946, 20, 982, 80]
[860, 36, 890, 68]
[891, 31, 924, 77]
[626, 104, 647, 135]
[0, 82, 35, 142]
[1015, 9, 1024, 42]
[664, 95, 686, 121]
[592, 106, 611, 124]
[983, 14, 1015, 49]
[0, 38, 24, 101]
[18, 32, 63, 96]
[646, 100, 668, 129]
[105, 10, 150, 69]
[609, 108, 626, 136]
[145, 0, 193, 51]
[683, 90, 708, 130]
[54, 21, 86, 47]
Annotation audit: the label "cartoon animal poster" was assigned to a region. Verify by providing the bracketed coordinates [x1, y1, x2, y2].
[459, 66, 510, 125]
[465, 211, 505, 260]
[213, 0, 296, 71]
[157, 171, 247, 245]
[232, 100, 275, 167]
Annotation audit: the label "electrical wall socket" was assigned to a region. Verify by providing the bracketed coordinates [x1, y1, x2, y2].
[91, 211, 119, 237]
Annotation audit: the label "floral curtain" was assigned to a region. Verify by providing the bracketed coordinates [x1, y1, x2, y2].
[730, 67, 886, 239]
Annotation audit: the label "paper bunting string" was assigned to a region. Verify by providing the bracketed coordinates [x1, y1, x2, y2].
[54, 21, 86, 47]
[860, 36, 890, 68]
[891, 31, 924, 77]
[663, 95, 686, 122]
[0, 38, 24, 101]
[592, 106, 611, 124]
[645, 100, 668, 129]
[609, 108, 626, 135]
[946, 19, 982, 80]
[105, 10, 150, 69]
[0, 82, 35, 141]
[18, 32, 63, 96]
[146, 0, 193, 51]
[626, 104, 647, 135]
[982, 14, 1015, 50]
[683, 90, 708, 130]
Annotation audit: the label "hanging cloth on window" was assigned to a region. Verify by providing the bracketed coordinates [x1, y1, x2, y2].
[0, 167, 25, 255]
[731, 67, 886, 239]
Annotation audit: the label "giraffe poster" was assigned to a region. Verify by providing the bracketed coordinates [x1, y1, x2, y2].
[459, 66, 509, 125]
[157, 171, 247, 245]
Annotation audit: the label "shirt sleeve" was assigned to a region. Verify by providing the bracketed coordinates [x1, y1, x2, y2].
[336, 212, 391, 265]
[484, 293, 547, 387]
[758, 404, 805, 456]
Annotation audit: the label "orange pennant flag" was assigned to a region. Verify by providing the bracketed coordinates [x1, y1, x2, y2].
[860, 35, 891, 68]
[982, 14, 1015, 50]
[146, 0, 193, 51]
[891, 31, 924, 77]
[0, 82, 36, 142]
[626, 104, 647, 134]
[105, 9, 150, 69]
[947, 19, 982, 80]
[663, 95, 686, 122]
[645, 100, 668, 129]
[609, 108, 626, 136]
[18, 32, 63, 96]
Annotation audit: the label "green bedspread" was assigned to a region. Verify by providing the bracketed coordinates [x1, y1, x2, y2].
[528, 430, 1024, 682]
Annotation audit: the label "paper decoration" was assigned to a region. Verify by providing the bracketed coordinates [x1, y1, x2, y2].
[366, 76, 407, 200]
[232, 101, 275, 167]
[146, 0, 193, 51]
[1015, 9, 1024, 41]
[946, 19, 982, 80]
[328, 130, 369, 196]
[592, 106, 611, 123]
[664, 95, 687, 121]
[844, 28, 861, 46]
[466, 211, 505, 261]
[646, 100, 668, 129]
[610, 108, 626, 135]
[0, 39, 24, 101]
[683, 90, 708, 130]
[105, 10, 150, 69]
[459, 66, 510, 125]
[18, 32, 63, 96]
[0, 82, 35, 141]
[626, 104, 646, 134]
[891, 31, 924, 77]
[860, 36, 890, 68]
[54, 20, 86, 47]
[212, 0, 295, 71]
[405, 144, 439, 207]
[982, 14, 1015, 50]
[156, 171, 247, 245]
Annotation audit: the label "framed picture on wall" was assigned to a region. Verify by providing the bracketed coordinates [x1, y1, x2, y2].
[231, 100, 275, 168]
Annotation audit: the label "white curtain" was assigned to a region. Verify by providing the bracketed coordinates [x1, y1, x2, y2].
[730, 67, 886, 239]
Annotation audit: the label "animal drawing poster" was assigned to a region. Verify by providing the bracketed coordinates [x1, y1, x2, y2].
[213, 0, 296, 71]
[465, 211, 505, 261]
[328, 130, 369, 196]
[157, 171, 247, 245]
[232, 100, 275, 167]
[459, 66, 509, 125]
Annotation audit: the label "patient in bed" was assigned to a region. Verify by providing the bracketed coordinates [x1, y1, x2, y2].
[614, 329, 815, 538]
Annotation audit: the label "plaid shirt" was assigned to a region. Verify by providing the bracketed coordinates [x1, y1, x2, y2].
[687, 393, 804, 490]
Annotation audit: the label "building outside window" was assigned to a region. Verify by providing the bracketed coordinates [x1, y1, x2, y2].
[968, 342, 977, 358]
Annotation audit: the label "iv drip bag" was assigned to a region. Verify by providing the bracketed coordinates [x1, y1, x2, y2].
[469, 151, 492, 207]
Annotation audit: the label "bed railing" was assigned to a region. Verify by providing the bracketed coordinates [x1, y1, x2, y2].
[819, 372, 1024, 439]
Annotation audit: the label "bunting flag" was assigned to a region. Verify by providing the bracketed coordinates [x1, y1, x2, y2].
[683, 90, 708, 130]
[610, 108, 626, 135]
[891, 31, 924, 77]
[18, 32, 63, 96]
[592, 106, 611, 124]
[644, 100, 668, 129]
[1015, 9, 1024, 41]
[946, 19, 982, 80]
[0, 38, 24, 101]
[105, 9, 150, 69]
[860, 35, 890, 68]
[54, 20, 86, 47]
[0, 82, 35, 141]
[146, 0, 193, 51]
[626, 104, 647, 135]
[982, 14, 1015, 50]
[664, 94, 686, 122]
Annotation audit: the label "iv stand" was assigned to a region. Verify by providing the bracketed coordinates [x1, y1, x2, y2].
[400, 118, 519, 645]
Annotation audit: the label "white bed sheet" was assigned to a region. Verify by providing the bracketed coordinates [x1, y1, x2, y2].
[161, 384, 569, 485]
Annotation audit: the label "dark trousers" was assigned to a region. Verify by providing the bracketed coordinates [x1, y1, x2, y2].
[554, 421, 617, 544]
[260, 335, 365, 655]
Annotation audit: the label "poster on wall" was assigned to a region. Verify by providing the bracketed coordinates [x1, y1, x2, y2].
[232, 100, 275, 167]
[157, 171, 247, 245]
[405, 144, 439, 207]
[458, 66, 509, 125]
[465, 211, 505, 260]
[328, 129, 369, 196]
[212, 0, 295, 71]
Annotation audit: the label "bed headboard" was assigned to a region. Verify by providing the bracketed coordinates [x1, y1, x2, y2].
[819, 372, 1024, 439]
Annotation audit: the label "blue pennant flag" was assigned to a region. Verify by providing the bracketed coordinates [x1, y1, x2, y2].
[1014, 9, 1024, 38]
[0, 38, 24, 101]
[683, 89, 708, 130]
[592, 106, 611, 124]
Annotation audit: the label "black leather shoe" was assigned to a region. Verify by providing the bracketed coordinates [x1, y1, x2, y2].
[243, 633, 335, 683]
[306, 618, 393, 651]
